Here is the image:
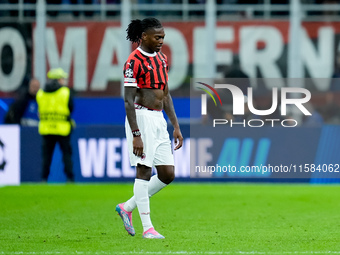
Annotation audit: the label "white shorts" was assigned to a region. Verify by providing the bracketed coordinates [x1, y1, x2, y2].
[125, 108, 174, 168]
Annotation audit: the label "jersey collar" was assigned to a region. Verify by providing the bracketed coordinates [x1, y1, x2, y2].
[137, 47, 157, 57]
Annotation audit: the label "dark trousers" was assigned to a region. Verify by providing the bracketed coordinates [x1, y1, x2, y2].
[41, 135, 74, 182]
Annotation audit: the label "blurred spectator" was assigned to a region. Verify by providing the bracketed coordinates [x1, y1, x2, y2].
[8, 0, 18, 16]
[0, 0, 10, 17]
[189, 0, 205, 16]
[5, 0, 36, 17]
[70, 0, 95, 17]
[24, 0, 36, 17]
[137, 0, 178, 17]
[270, 0, 289, 17]
[237, 0, 261, 3]
[319, 101, 340, 124]
[302, 103, 324, 127]
[318, 49, 340, 124]
[106, 0, 120, 17]
[37, 68, 75, 183]
[330, 50, 340, 91]
[46, 0, 62, 17]
[4, 78, 40, 126]
[217, 0, 239, 17]
[321, 0, 340, 16]
[224, 56, 250, 94]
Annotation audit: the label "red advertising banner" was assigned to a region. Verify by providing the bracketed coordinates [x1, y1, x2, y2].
[1, 21, 340, 96]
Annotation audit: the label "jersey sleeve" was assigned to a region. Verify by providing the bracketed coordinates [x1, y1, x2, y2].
[161, 53, 169, 82]
[123, 58, 140, 88]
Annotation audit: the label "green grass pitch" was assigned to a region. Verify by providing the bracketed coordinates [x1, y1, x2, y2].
[1, 183, 340, 255]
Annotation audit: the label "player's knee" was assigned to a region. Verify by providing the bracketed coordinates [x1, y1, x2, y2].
[162, 169, 175, 184]
[136, 164, 152, 180]
[167, 170, 175, 184]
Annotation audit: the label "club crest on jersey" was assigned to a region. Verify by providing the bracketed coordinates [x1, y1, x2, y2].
[162, 59, 166, 68]
[125, 68, 133, 78]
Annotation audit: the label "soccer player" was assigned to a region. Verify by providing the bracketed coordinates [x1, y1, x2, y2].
[116, 18, 183, 239]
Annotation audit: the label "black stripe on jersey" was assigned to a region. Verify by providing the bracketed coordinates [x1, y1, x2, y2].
[136, 65, 142, 80]
[129, 59, 135, 70]
[153, 55, 163, 89]
[145, 58, 156, 89]
[134, 54, 148, 87]
[156, 54, 167, 87]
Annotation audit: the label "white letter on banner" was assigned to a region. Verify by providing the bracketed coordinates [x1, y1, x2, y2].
[106, 138, 122, 178]
[193, 27, 234, 78]
[122, 138, 135, 177]
[301, 27, 334, 90]
[240, 26, 284, 88]
[0, 28, 26, 92]
[44, 27, 87, 91]
[78, 138, 106, 178]
[91, 28, 122, 91]
[163, 27, 188, 90]
[173, 138, 191, 178]
[0, 126, 20, 185]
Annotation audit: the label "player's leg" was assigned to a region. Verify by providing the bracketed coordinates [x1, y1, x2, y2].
[123, 173, 168, 212]
[58, 135, 74, 182]
[137, 127, 174, 238]
[124, 164, 173, 210]
[135, 164, 165, 239]
[155, 165, 175, 184]
[41, 135, 57, 182]
[123, 114, 172, 211]
[116, 164, 165, 238]
[117, 111, 155, 236]
[141, 117, 175, 238]
[134, 164, 153, 231]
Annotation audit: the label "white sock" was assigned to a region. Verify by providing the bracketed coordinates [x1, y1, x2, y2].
[124, 175, 167, 212]
[133, 178, 153, 232]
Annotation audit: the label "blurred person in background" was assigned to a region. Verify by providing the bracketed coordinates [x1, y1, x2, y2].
[115, 18, 183, 239]
[46, 0, 62, 17]
[70, 0, 94, 17]
[106, 0, 121, 17]
[36, 68, 75, 183]
[302, 103, 324, 127]
[4, 77, 40, 126]
[319, 50, 340, 124]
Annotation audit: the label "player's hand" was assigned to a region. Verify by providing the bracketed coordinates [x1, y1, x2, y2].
[133, 136, 144, 157]
[173, 128, 183, 150]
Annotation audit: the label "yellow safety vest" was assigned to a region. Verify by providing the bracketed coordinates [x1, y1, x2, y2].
[36, 86, 71, 136]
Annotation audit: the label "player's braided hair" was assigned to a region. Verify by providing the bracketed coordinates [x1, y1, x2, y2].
[126, 18, 162, 44]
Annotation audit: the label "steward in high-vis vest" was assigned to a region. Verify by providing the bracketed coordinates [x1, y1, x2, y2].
[37, 68, 75, 183]
[37, 85, 72, 136]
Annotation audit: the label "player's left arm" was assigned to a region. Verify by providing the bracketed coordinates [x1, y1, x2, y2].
[163, 85, 183, 150]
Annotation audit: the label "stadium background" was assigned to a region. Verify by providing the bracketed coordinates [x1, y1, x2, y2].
[0, 0, 340, 185]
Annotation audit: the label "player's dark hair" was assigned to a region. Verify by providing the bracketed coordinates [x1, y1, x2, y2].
[126, 18, 162, 44]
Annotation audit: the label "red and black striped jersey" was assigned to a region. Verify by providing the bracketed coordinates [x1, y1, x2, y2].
[123, 47, 169, 90]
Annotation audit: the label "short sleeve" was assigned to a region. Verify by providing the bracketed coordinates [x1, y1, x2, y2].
[123, 58, 139, 87]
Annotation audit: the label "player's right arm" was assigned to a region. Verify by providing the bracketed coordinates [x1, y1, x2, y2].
[124, 57, 144, 157]
[124, 87, 144, 157]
